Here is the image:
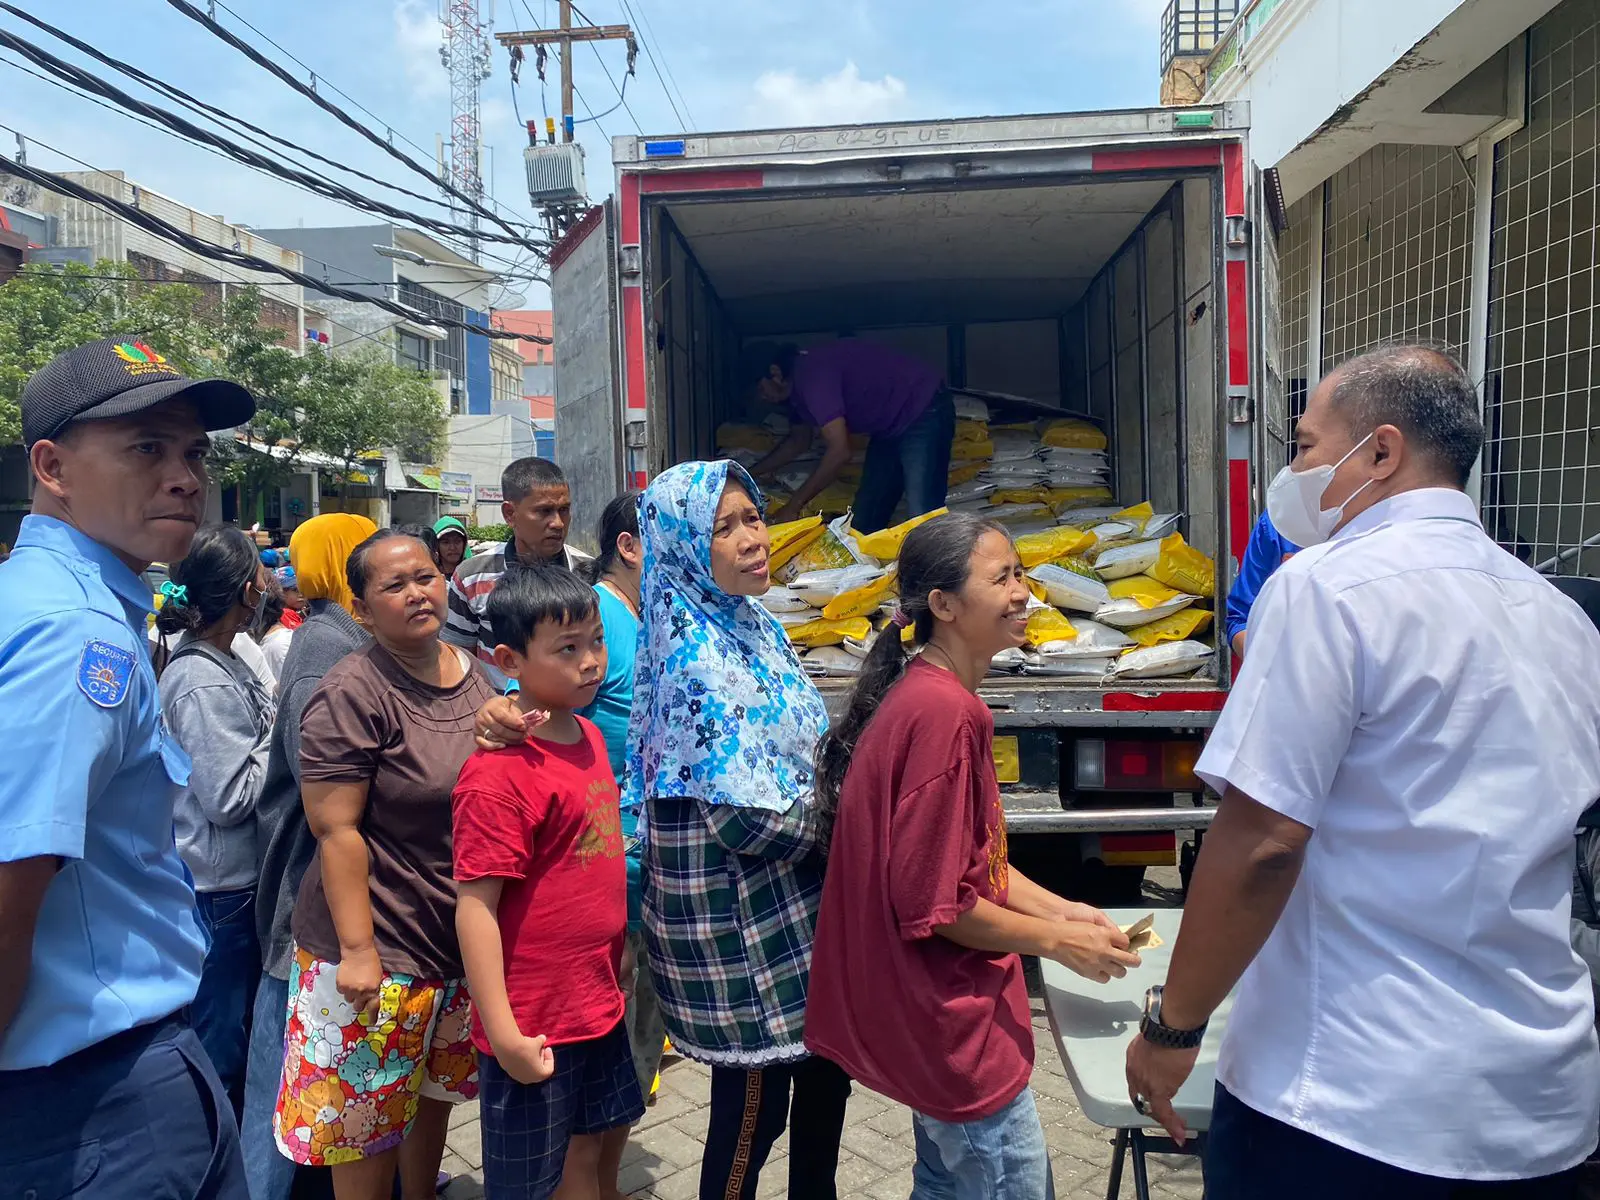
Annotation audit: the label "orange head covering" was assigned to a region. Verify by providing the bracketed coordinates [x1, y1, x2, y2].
[289, 513, 378, 615]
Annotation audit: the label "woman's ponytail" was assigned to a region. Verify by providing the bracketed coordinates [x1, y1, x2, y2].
[813, 511, 1007, 836]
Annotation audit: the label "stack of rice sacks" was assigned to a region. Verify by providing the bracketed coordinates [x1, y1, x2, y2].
[729, 394, 1218, 683]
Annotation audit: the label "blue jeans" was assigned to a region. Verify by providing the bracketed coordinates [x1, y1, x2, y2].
[0, 1016, 249, 1200]
[194, 887, 261, 1121]
[911, 1086, 1054, 1200]
[851, 388, 956, 533]
[1205, 1082, 1580, 1199]
[241, 972, 299, 1200]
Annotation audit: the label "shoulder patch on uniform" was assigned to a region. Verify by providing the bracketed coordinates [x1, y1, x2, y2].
[77, 638, 136, 707]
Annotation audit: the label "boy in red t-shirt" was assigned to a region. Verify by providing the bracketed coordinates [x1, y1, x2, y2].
[454, 564, 643, 1200]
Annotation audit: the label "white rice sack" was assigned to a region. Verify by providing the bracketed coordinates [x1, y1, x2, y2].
[1142, 513, 1182, 540]
[991, 432, 1044, 462]
[953, 394, 991, 422]
[1093, 594, 1199, 629]
[1022, 656, 1112, 679]
[983, 461, 1050, 481]
[1108, 640, 1216, 680]
[1094, 539, 1163, 580]
[757, 586, 814, 613]
[786, 564, 888, 603]
[1057, 506, 1125, 524]
[1039, 447, 1110, 468]
[770, 609, 821, 628]
[1006, 520, 1059, 539]
[947, 480, 999, 505]
[763, 411, 792, 437]
[983, 502, 1055, 526]
[1047, 469, 1112, 488]
[1027, 562, 1111, 613]
[1033, 618, 1135, 657]
[722, 447, 763, 469]
[841, 634, 877, 659]
[988, 647, 1029, 673]
[802, 647, 862, 677]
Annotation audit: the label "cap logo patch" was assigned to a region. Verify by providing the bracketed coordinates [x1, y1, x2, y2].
[112, 340, 171, 377]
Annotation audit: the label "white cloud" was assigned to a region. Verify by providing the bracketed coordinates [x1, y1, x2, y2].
[394, 0, 446, 100]
[747, 62, 909, 127]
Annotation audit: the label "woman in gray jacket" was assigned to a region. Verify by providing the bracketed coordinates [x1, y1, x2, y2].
[157, 523, 276, 1120]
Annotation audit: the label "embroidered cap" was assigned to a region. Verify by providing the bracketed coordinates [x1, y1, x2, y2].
[22, 336, 256, 448]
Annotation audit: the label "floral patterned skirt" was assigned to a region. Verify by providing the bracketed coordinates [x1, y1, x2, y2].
[274, 946, 478, 1166]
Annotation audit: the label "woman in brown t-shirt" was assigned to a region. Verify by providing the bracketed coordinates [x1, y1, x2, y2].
[272, 529, 494, 1199]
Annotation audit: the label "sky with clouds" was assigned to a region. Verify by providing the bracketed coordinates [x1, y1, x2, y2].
[3, 0, 1166, 290]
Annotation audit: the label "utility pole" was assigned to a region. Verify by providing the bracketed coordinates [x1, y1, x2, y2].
[496, 12, 633, 145]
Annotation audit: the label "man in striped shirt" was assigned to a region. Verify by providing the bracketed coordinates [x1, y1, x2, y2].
[444, 457, 592, 671]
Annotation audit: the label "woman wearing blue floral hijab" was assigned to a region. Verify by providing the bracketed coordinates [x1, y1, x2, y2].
[626, 460, 851, 1200]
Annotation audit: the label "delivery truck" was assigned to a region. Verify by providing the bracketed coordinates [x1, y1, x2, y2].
[548, 102, 1284, 898]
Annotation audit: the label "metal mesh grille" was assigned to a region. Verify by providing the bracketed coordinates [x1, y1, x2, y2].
[1276, 192, 1316, 456]
[1483, 0, 1600, 575]
[1321, 144, 1474, 368]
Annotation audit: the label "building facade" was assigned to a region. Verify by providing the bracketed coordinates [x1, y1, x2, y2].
[1190, 0, 1600, 575]
[493, 308, 557, 458]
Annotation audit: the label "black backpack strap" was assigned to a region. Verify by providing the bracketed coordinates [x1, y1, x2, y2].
[1580, 798, 1600, 830]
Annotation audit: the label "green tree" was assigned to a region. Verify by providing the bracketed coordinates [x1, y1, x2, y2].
[298, 343, 447, 483]
[0, 259, 216, 444]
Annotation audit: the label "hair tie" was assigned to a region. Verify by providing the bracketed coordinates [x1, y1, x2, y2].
[890, 607, 912, 628]
[159, 581, 188, 608]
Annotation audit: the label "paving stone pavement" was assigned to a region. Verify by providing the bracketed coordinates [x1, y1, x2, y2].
[442, 874, 1201, 1200]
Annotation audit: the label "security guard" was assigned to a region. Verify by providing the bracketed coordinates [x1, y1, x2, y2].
[0, 338, 255, 1198]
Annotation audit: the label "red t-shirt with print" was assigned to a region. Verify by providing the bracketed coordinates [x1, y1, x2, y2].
[453, 717, 627, 1053]
[804, 660, 1033, 1123]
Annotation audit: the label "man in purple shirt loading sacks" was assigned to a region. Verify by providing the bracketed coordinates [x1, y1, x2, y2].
[750, 339, 955, 532]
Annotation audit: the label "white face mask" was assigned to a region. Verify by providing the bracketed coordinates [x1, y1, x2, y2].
[1265, 434, 1375, 548]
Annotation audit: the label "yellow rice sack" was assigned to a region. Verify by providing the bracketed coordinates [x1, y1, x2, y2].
[788, 616, 873, 648]
[1045, 486, 1116, 513]
[948, 462, 985, 486]
[852, 508, 948, 561]
[822, 570, 899, 621]
[1147, 532, 1217, 598]
[1024, 607, 1078, 648]
[1039, 418, 1109, 451]
[767, 516, 825, 573]
[991, 488, 1052, 507]
[1105, 574, 1184, 609]
[953, 419, 990, 444]
[951, 438, 995, 462]
[800, 482, 858, 518]
[1126, 608, 1214, 648]
[1014, 526, 1096, 569]
[1113, 501, 1155, 530]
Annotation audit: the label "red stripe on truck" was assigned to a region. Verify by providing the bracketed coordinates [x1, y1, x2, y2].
[641, 169, 765, 194]
[1223, 141, 1245, 217]
[620, 173, 641, 244]
[1226, 258, 1249, 387]
[1229, 457, 1251, 565]
[1091, 145, 1221, 172]
[1102, 692, 1227, 712]
[548, 205, 605, 271]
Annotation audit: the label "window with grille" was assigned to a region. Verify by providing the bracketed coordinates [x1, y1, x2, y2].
[1483, 0, 1600, 576]
[1320, 144, 1474, 370]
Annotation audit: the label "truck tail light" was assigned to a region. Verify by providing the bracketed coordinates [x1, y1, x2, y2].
[1073, 738, 1202, 792]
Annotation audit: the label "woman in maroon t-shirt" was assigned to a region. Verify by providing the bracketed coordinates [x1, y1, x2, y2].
[806, 512, 1141, 1200]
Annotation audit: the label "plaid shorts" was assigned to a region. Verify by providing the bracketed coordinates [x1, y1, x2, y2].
[479, 1019, 646, 1200]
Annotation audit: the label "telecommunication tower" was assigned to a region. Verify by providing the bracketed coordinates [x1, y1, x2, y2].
[439, 0, 493, 261]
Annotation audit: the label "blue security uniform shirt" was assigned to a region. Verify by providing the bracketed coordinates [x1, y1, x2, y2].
[0, 515, 205, 1070]
[578, 582, 642, 929]
[1223, 512, 1300, 644]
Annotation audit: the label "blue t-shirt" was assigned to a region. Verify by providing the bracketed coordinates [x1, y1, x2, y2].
[1224, 512, 1300, 643]
[0, 515, 206, 1069]
[579, 582, 641, 927]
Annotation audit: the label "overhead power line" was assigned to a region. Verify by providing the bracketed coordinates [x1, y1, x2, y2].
[570, 0, 688, 131]
[161, 0, 536, 253]
[0, 152, 551, 344]
[0, 24, 545, 253]
[0, 2, 503, 229]
[618, 0, 695, 130]
[0, 59, 543, 283]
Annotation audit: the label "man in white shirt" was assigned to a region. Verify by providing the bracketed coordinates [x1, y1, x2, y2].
[1126, 345, 1600, 1198]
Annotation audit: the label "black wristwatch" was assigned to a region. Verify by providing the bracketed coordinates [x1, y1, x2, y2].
[1139, 985, 1207, 1050]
